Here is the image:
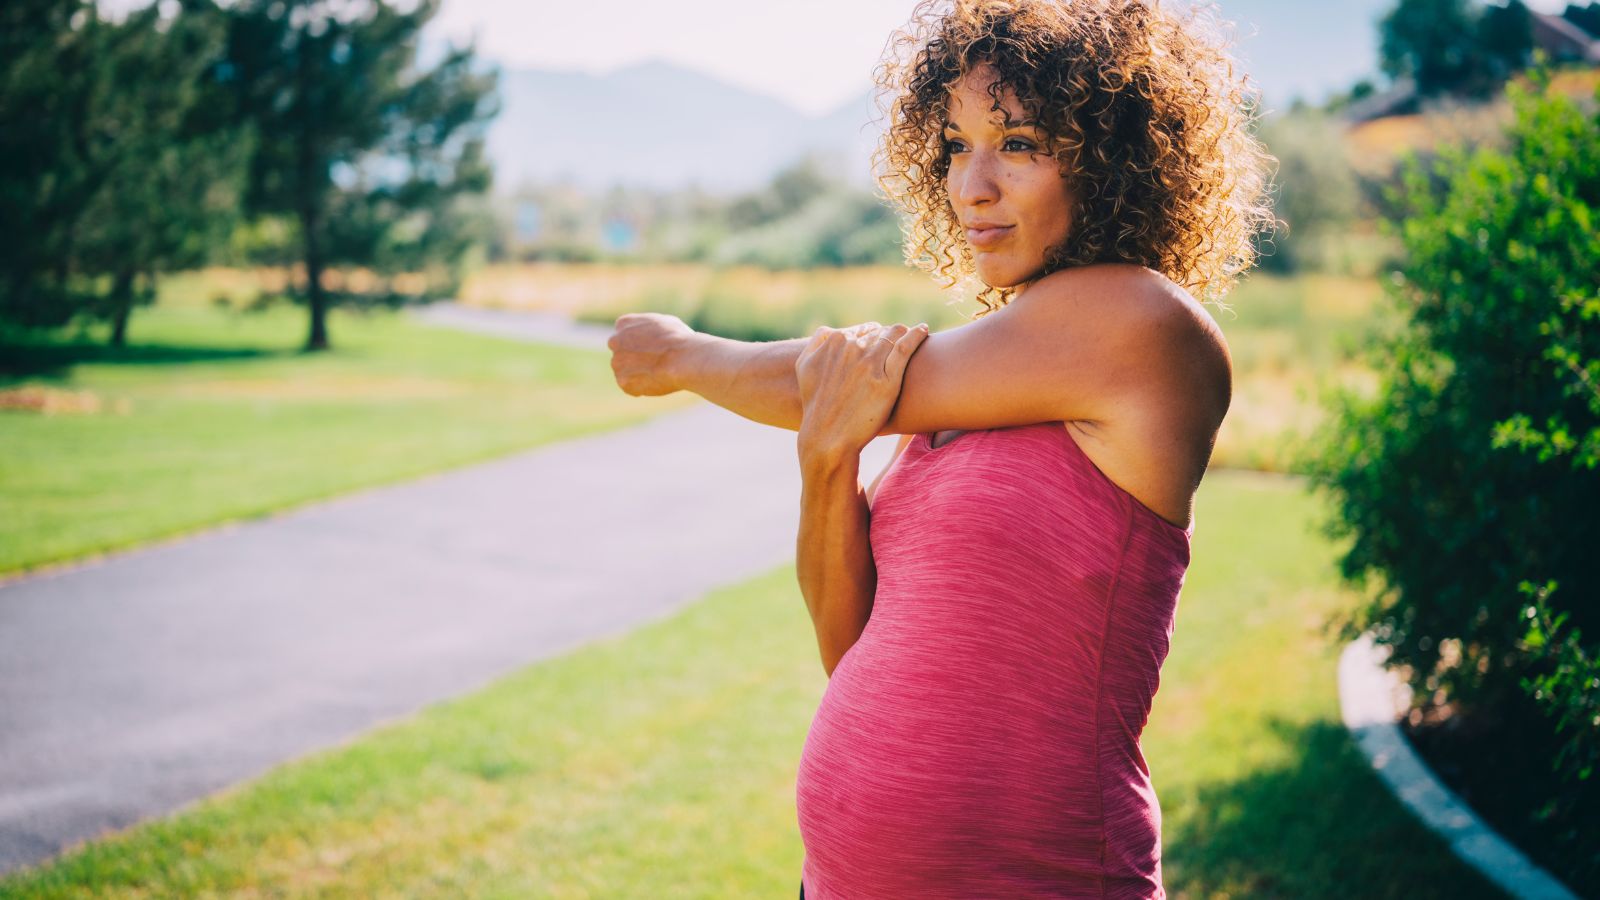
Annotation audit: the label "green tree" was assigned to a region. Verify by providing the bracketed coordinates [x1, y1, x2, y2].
[1, 0, 84, 327]
[1563, 3, 1600, 37]
[222, 0, 497, 351]
[1478, 0, 1535, 82]
[74, 1, 248, 346]
[0, 0, 245, 340]
[1, 0, 128, 329]
[1380, 0, 1479, 95]
[725, 153, 835, 231]
[1379, 0, 1533, 98]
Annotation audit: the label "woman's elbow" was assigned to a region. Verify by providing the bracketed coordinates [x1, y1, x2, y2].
[822, 649, 849, 679]
[818, 626, 864, 678]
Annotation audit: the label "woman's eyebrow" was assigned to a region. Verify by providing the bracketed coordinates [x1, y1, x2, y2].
[943, 119, 1040, 133]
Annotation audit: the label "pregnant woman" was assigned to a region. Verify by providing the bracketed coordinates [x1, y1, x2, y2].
[607, 0, 1273, 895]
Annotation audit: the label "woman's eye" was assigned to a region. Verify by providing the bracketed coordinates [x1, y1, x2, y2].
[942, 138, 1035, 154]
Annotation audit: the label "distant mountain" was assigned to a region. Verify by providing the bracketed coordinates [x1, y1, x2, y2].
[486, 59, 879, 196]
[481, 0, 1402, 198]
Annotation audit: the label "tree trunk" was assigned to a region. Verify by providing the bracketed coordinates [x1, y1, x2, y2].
[108, 268, 134, 348]
[295, 30, 330, 354]
[300, 203, 329, 352]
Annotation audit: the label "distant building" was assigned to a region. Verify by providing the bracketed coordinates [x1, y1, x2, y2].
[1341, 76, 1420, 124]
[514, 201, 542, 241]
[1342, 13, 1600, 125]
[601, 218, 639, 253]
[1534, 12, 1600, 64]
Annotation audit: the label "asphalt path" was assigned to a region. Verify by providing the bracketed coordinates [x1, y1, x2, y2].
[0, 304, 898, 876]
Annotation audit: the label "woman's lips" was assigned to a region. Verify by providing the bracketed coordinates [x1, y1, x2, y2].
[966, 225, 1013, 249]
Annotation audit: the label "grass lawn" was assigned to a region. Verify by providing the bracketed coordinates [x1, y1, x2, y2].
[0, 299, 698, 577]
[0, 471, 1503, 898]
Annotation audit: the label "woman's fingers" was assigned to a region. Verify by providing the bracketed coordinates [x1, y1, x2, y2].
[876, 323, 930, 377]
[858, 322, 902, 351]
[840, 321, 883, 344]
[809, 322, 928, 376]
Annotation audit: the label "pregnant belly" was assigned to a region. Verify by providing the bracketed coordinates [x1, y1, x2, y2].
[795, 628, 1109, 892]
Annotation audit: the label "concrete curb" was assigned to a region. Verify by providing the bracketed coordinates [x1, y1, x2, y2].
[1337, 632, 1580, 900]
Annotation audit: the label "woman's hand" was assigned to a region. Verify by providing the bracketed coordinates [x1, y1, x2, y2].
[608, 312, 698, 396]
[796, 321, 930, 460]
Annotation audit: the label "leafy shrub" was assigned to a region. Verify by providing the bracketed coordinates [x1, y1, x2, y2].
[708, 192, 904, 270]
[1517, 580, 1600, 793]
[1302, 71, 1598, 884]
[1253, 111, 1361, 273]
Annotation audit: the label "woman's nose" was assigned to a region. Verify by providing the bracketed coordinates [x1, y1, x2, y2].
[950, 151, 1001, 208]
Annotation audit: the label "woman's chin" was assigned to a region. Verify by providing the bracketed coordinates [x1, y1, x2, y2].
[974, 260, 1036, 291]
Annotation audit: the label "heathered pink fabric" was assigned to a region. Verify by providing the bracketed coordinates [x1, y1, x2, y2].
[796, 420, 1194, 899]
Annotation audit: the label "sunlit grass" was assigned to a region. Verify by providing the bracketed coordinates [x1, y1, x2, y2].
[0, 298, 697, 576]
[1210, 272, 1393, 472]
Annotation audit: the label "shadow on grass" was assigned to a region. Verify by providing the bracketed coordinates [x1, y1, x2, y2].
[1163, 716, 1508, 900]
[0, 340, 289, 382]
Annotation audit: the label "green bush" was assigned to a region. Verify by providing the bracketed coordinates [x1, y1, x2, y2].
[708, 192, 905, 270]
[1517, 580, 1600, 796]
[1302, 72, 1597, 886]
[1253, 110, 1361, 273]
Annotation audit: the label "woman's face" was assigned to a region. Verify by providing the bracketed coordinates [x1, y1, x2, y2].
[942, 64, 1076, 293]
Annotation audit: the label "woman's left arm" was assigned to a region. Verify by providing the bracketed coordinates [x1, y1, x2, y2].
[796, 450, 874, 678]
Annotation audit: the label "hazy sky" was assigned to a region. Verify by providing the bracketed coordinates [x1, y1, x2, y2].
[430, 0, 1578, 116]
[97, 0, 1581, 116]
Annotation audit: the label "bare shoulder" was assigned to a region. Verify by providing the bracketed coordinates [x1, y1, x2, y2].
[1023, 264, 1224, 351]
[880, 264, 1227, 440]
[1021, 264, 1231, 417]
[1020, 264, 1232, 527]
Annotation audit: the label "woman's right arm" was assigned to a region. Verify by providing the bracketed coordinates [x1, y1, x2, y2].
[674, 331, 809, 430]
[610, 314, 895, 431]
[611, 265, 1226, 441]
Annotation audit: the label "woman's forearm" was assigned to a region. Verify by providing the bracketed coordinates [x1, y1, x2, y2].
[670, 332, 807, 430]
[796, 447, 876, 677]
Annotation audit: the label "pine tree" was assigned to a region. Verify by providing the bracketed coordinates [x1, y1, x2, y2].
[221, 0, 498, 351]
[0, 0, 245, 342]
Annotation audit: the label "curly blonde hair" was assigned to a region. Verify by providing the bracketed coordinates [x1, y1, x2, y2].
[870, 0, 1276, 315]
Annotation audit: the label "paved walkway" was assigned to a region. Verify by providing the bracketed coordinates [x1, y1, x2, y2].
[407, 300, 618, 349]
[0, 305, 898, 876]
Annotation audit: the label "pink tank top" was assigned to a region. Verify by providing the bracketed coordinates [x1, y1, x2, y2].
[796, 420, 1194, 899]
